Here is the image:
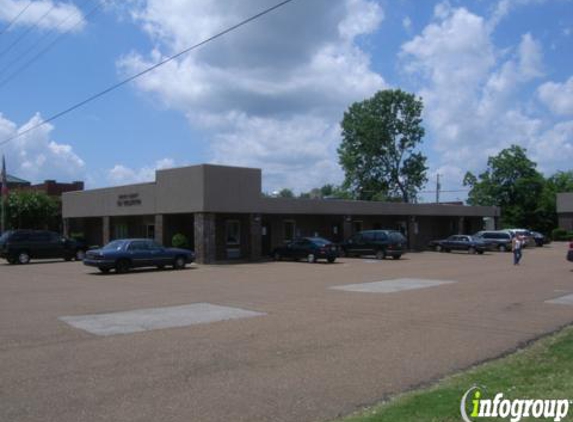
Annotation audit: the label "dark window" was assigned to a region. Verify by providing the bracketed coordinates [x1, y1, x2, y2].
[283, 221, 295, 242]
[29, 232, 50, 242]
[128, 241, 148, 251]
[375, 232, 388, 241]
[363, 232, 375, 241]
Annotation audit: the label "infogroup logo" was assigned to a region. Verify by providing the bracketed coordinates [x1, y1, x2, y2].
[461, 386, 571, 422]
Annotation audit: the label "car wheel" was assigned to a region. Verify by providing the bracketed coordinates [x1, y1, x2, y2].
[307, 253, 316, 263]
[468, 247, 476, 254]
[98, 267, 110, 274]
[499, 244, 507, 252]
[477, 250, 484, 255]
[17, 251, 30, 265]
[435, 245, 443, 252]
[273, 252, 282, 261]
[75, 249, 86, 261]
[64, 255, 73, 262]
[392, 255, 401, 260]
[115, 259, 130, 274]
[327, 256, 336, 263]
[173, 255, 186, 270]
[375, 250, 386, 260]
[157, 265, 165, 270]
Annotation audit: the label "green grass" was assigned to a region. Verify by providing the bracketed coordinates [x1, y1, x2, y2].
[338, 325, 573, 422]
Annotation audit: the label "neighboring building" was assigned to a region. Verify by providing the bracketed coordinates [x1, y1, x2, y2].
[557, 193, 573, 231]
[19, 180, 84, 197]
[6, 174, 31, 190]
[63, 164, 499, 263]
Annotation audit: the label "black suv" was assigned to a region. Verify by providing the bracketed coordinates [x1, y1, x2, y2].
[0, 230, 86, 264]
[340, 230, 406, 260]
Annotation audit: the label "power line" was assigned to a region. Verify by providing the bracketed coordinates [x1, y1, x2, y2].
[0, 1, 33, 36]
[0, 0, 92, 79]
[0, 0, 101, 87]
[0, 0, 297, 147]
[0, 2, 57, 60]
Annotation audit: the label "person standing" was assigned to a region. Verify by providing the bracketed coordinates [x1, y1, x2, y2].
[512, 234, 523, 265]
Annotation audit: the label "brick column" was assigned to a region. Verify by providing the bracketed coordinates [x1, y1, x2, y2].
[342, 216, 352, 241]
[407, 216, 417, 250]
[194, 212, 216, 264]
[458, 216, 465, 234]
[102, 216, 110, 245]
[154, 214, 164, 245]
[63, 218, 70, 237]
[249, 214, 262, 261]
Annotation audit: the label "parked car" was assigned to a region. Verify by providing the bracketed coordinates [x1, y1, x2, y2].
[531, 231, 549, 247]
[506, 229, 536, 248]
[429, 235, 489, 254]
[474, 230, 513, 252]
[0, 230, 86, 264]
[83, 239, 195, 273]
[272, 237, 338, 263]
[340, 230, 406, 260]
[567, 241, 573, 263]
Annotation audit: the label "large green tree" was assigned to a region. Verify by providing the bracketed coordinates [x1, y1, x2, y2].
[463, 145, 553, 231]
[338, 89, 428, 202]
[5, 191, 59, 230]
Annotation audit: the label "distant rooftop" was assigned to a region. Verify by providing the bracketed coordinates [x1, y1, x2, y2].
[6, 174, 30, 184]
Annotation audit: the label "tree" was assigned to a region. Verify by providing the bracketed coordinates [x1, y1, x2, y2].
[338, 89, 428, 202]
[463, 145, 551, 231]
[277, 188, 294, 198]
[5, 191, 59, 230]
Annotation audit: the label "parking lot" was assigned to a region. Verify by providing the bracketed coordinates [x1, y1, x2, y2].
[1, 245, 572, 422]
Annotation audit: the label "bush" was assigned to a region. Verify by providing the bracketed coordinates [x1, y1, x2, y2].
[552, 228, 573, 241]
[172, 233, 190, 249]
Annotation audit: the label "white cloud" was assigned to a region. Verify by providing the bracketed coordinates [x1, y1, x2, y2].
[399, 5, 570, 185]
[118, 0, 386, 192]
[402, 16, 412, 31]
[538, 76, 573, 115]
[0, 0, 86, 32]
[107, 158, 175, 186]
[0, 112, 85, 182]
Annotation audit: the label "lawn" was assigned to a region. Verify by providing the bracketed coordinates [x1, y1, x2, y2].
[338, 325, 573, 422]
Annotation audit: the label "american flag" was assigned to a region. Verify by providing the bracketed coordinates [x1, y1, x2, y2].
[1, 155, 7, 197]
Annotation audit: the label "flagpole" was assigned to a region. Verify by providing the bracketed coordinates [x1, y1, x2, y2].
[1, 155, 6, 234]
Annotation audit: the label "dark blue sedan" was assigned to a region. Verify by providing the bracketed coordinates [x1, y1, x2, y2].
[84, 239, 195, 274]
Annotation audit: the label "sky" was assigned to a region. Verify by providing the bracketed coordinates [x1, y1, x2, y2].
[0, 0, 571, 202]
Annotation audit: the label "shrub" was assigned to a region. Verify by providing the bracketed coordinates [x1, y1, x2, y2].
[552, 228, 570, 241]
[172, 233, 190, 249]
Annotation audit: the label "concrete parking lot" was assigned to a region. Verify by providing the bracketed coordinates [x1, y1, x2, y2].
[1, 245, 572, 422]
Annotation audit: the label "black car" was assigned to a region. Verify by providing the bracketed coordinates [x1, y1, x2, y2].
[473, 230, 513, 252]
[272, 237, 338, 263]
[567, 242, 573, 263]
[531, 231, 549, 247]
[429, 235, 489, 254]
[84, 239, 195, 273]
[0, 230, 86, 264]
[340, 230, 406, 260]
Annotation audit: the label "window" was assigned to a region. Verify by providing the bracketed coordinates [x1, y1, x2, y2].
[146, 224, 155, 239]
[375, 231, 388, 241]
[225, 220, 240, 245]
[128, 241, 148, 251]
[283, 220, 295, 242]
[114, 224, 128, 239]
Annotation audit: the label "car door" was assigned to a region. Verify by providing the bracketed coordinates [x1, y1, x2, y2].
[127, 241, 150, 268]
[46, 232, 66, 259]
[291, 239, 308, 259]
[146, 240, 170, 266]
[444, 235, 459, 250]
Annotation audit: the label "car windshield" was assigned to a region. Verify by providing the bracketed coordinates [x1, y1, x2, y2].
[0, 231, 13, 242]
[102, 240, 125, 251]
[308, 237, 330, 246]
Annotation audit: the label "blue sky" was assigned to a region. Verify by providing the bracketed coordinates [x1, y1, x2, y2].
[0, 0, 571, 202]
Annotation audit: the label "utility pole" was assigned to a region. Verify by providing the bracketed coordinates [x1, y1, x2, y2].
[436, 173, 441, 204]
[1, 155, 6, 233]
